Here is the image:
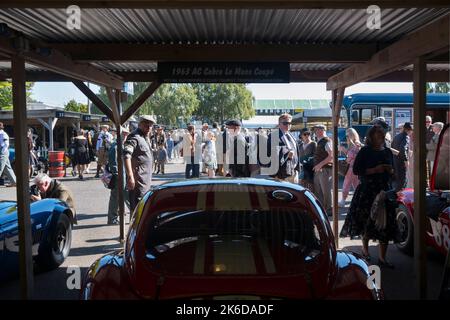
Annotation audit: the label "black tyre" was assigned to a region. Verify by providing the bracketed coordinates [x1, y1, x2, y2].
[395, 204, 414, 255]
[36, 213, 72, 271]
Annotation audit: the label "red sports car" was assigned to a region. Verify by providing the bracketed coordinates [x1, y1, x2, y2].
[396, 124, 450, 255]
[81, 179, 381, 300]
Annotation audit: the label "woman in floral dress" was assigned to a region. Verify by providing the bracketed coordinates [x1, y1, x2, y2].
[340, 125, 398, 268]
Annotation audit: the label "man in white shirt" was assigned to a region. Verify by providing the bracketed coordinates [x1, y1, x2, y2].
[0, 122, 16, 186]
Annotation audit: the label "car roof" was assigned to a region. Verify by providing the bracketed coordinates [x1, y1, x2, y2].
[153, 178, 306, 192]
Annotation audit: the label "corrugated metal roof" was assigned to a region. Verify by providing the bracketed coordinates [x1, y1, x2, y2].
[91, 62, 158, 72]
[0, 61, 43, 71]
[402, 64, 450, 71]
[0, 8, 448, 44]
[290, 63, 350, 71]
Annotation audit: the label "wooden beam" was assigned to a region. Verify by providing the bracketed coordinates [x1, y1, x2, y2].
[106, 87, 120, 124]
[53, 43, 380, 63]
[413, 56, 427, 300]
[12, 55, 34, 299]
[120, 81, 161, 124]
[0, 31, 123, 89]
[331, 87, 344, 249]
[72, 80, 114, 121]
[327, 14, 450, 90]
[112, 89, 126, 242]
[1, 69, 448, 83]
[1, 0, 449, 9]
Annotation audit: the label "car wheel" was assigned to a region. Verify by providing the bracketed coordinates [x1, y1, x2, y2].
[36, 214, 72, 271]
[395, 204, 414, 255]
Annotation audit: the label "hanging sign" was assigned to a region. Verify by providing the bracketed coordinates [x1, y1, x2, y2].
[123, 82, 134, 95]
[158, 62, 290, 83]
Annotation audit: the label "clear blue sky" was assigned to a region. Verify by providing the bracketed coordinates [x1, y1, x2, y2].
[31, 82, 413, 107]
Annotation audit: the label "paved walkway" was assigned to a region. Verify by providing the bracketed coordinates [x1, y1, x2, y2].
[0, 159, 446, 299]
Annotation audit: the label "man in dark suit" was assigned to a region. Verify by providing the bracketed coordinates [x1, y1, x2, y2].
[266, 114, 299, 183]
[225, 120, 251, 177]
[392, 122, 413, 191]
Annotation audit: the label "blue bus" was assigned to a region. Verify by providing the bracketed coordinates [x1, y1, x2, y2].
[343, 93, 450, 139]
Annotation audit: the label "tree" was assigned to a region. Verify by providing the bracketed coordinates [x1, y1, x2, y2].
[427, 82, 450, 93]
[0, 81, 35, 110]
[94, 82, 158, 116]
[192, 84, 254, 124]
[140, 83, 199, 126]
[64, 99, 88, 113]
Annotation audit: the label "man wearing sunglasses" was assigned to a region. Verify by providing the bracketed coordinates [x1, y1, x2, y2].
[267, 114, 299, 183]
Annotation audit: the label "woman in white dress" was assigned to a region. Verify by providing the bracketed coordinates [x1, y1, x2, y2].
[203, 131, 218, 178]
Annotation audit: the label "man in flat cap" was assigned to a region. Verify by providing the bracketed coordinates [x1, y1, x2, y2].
[107, 126, 131, 225]
[312, 123, 333, 215]
[123, 115, 156, 213]
[95, 124, 113, 178]
[225, 119, 251, 177]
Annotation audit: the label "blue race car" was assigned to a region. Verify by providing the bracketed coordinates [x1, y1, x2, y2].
[0, 199, 74, 282]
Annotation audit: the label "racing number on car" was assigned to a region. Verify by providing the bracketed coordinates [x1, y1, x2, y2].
[443, 225, 450, 250]
[430, 220, 450, 250]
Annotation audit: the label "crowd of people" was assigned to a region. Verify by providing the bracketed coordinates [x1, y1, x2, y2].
[2, 114, 446, 267]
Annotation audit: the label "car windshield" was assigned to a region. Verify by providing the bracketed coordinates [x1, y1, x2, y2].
[146, 208, 322, 276]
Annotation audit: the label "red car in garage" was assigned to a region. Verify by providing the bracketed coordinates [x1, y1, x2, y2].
[81, 179, 381, 300]
[396, 124, 450, 255]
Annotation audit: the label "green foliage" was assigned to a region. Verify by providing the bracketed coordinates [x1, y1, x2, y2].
[427, 82, 450, 93]
[140, 83, 199, 126]
[0, 81, 34, 110]
[64, 99, 88, 113]
[192, 84, 254, 124]
[93, 82, 254, 126]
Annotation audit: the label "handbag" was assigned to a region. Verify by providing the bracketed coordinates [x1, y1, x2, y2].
[101, 165, 116, 190]
[338, 159, 349, 176]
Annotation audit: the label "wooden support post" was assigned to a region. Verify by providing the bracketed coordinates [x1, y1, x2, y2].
[63, 124, 67, 151]
[107, 89, 126, 242]
[331, 87, 345, 248]
[42, 125, 46, 148]
[12, 55, 34, 299]
[48, 118, 54, 151]
[413, 56, 427, 300]
[116, 90, 125, 243]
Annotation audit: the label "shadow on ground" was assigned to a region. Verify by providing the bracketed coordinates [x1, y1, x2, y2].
[342, 244, 446, 299]
[0, 266, 88, 300]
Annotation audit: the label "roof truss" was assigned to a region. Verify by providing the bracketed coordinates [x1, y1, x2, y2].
[327, 14, 450, 90]
[0, 28, 123, 89]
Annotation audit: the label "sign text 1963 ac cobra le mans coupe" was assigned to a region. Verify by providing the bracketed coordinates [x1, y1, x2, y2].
[81, 179, 381, 300]
[0, 198, 74, 282]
